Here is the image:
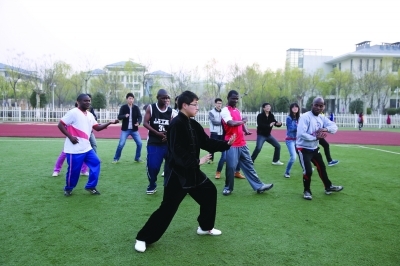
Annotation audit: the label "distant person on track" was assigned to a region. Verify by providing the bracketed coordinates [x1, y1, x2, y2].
[358, 112, 364, 130]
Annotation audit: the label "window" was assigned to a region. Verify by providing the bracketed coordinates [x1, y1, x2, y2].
[367, 59, 369, 71]
[339, 63, 341, 71]
[350, 59, 353, 71]
[373, 59, 376, 71]
[359, 59, 363, 71]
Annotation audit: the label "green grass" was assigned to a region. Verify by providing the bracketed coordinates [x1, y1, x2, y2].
[0, 138, 399, 266]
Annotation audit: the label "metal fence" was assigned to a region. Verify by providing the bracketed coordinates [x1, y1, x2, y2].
[1, 107, 399, 129]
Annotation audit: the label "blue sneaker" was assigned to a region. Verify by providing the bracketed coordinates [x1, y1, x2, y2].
[146, 188, 157, 195]
[328, 160, 339, 166]
[222, 188, 232, 196]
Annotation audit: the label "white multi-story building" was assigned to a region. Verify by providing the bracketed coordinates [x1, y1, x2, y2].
[286, 41, 400, 112]
[103, 61, 145, 99]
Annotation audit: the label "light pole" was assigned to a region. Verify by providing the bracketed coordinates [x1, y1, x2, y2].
[395, 87, 399, 109]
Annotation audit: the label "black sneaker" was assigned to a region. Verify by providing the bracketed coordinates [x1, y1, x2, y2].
[256, 183, 274, 194]
[303, 190, 312, 200]
[325, 185, 343, 195]
[64, 190, 72, 197]
[85, 188, 101, 195]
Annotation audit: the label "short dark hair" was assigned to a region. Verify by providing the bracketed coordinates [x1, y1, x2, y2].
[77, 93, 88, 102]
[262, 102, 271, 108]
[86, 93, 92, 98]
[214, 98, 222, 103]
[126, 93, 134, 99]
[227, 90, 239, 98]
[178, 91, 199, 110]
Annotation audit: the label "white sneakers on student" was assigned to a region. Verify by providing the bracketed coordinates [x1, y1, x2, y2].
[196, 227, 222, 236]
[135, 240, 146, 252]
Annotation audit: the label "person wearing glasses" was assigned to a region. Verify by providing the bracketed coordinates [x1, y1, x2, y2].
[134, 90, 236, 253]
[143, 89, 172, 195]
[296, 97, 343, 200]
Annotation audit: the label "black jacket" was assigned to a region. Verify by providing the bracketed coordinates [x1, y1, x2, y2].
[117, 104, 142, 131]
[256, 112, 282, 137]
[165, 112, 231, 188]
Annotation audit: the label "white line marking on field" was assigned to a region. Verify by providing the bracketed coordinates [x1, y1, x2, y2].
[357, 145, 400, 155]
[327, 144, 400, 155]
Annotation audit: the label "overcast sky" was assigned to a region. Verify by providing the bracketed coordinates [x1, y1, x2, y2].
[0, 0, 398, 74]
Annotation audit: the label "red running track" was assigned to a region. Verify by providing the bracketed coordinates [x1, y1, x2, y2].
[1, 123, 399, 146]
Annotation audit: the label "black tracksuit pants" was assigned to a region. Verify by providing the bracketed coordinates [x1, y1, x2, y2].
[136, 174, 217, 245]
[297, 147, 332, 192]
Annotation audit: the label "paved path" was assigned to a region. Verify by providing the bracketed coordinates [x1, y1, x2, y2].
[1, 122, 399, 146]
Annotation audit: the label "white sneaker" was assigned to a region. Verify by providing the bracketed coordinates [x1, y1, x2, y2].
[284, 173, 290, 178]
[80, 172, 89, 176]
[52, 172, 59, 177]
[272, 161, 284, 165]
[134, 240, 146, 252]
[197, 227, 222, 236]
[161, 171, 164, 176]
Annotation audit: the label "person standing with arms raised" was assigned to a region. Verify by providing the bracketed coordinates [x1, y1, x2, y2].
[143, 89, 172, 195]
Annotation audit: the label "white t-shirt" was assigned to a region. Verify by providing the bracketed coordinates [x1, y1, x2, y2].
[61, 108, 98, 154]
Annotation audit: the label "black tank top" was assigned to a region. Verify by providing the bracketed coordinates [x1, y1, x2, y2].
[148, 103, 172, 145]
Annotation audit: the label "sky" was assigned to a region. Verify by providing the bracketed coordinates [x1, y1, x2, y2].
[0, 0, 398, 75]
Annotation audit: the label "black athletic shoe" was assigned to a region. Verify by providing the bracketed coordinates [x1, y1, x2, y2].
[325, 185, 343, 195]
[64, 190, 72, 197]
[85, 188, 101, 195]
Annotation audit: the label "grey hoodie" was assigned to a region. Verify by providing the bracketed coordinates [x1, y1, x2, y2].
[296, 111, 338, 150]
[208, 108, 223, 135]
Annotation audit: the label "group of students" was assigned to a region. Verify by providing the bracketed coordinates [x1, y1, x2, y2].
[53, 90, 344, 254]
[208, 99, 340, 181]
[135, 91, 344, 253]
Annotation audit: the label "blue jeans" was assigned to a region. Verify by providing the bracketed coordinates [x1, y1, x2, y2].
[147, 144, 168, 190]
[224, 146, 265, 192]
[251, 135, 281, 162]
[285, 140, 297, 175]
[113, 130, 142, 161]
[216, 151, 240, 173]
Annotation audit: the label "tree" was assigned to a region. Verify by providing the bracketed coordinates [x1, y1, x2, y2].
[349, 99, 363, 114]
[29, 91, 47, 108]
[5, 52, 29, 106]
[274, 96, 290, 112]
[326, 68, 353, 113]
[0, 76, 11, 105]
[204, 58, 226, 98]
[91, 92, 107, 109]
